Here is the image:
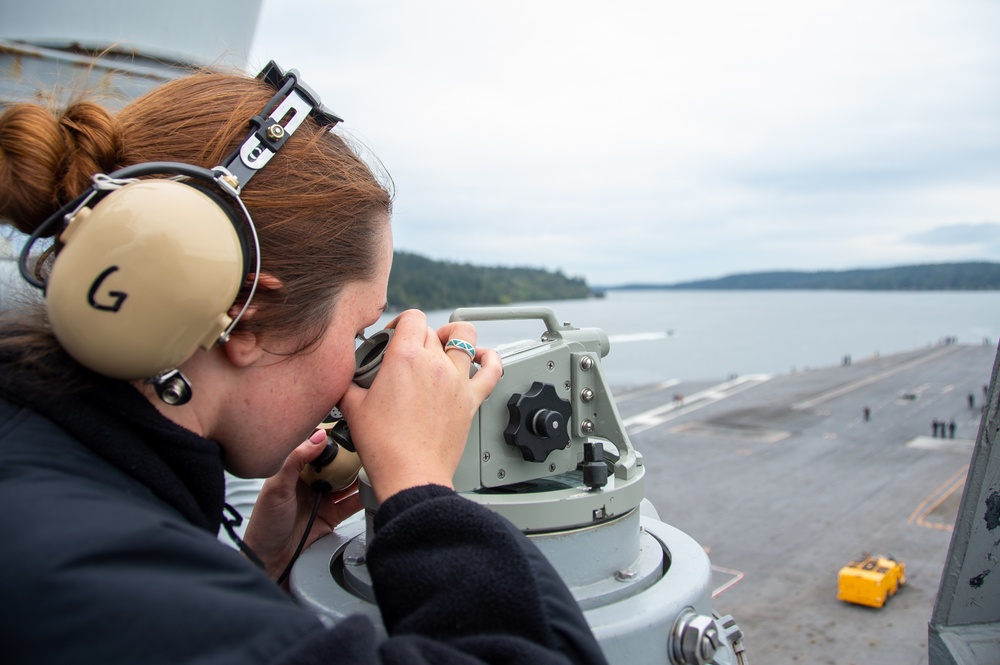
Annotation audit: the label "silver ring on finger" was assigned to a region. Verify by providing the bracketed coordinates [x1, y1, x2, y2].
[444, 338, 476, 360]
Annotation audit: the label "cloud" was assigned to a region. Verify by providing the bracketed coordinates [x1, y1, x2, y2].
[905, 222, 1000, 248]
[250, 0, 1000, 285]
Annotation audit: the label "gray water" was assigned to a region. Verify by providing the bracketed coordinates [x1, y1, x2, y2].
[380, 290, 1000, 387]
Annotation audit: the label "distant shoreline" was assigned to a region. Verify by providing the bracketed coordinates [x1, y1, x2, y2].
[597, 261, 1000, 292]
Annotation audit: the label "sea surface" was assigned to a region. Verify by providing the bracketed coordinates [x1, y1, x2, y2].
[374, 289, 1000, 388]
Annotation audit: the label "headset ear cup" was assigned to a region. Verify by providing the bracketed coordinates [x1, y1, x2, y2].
[46, 180, 248, 380]
[182, 181, 254, 278]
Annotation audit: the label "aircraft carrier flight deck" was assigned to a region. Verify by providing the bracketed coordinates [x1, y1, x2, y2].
[613, 342, 994, 665]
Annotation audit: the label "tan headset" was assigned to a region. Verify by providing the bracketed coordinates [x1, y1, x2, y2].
[18, 62, 343, 405]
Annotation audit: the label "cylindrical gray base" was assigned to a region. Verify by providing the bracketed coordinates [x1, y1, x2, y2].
[291, 501, 738, 664]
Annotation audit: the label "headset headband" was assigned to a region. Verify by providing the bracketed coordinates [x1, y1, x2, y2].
[20, 61, 339, 285]
[18, 163, 240, 290]
[221, 61, 343, 192]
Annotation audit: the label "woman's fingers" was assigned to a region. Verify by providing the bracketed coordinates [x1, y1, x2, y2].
[331, 310, 506, 503]
[315, 481, 363, 530]
[469, 347, 502, 401]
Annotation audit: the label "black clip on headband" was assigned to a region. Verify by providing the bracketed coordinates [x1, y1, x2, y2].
[220, 60, 344, 192]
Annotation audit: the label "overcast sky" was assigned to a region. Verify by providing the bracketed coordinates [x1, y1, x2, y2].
[247, 0, 1000, 286]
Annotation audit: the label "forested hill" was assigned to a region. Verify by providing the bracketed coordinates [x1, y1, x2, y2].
[385, 258, 999, 310]
[613, 262, 1000, 291]
[387, 251, 594, 310]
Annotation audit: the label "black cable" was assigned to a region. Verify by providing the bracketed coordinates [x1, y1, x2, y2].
[221, 503, 265, 570]
[276, 489, 325, 587]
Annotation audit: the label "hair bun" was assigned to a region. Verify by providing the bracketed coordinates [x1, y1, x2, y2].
[0, 101, 122, 236]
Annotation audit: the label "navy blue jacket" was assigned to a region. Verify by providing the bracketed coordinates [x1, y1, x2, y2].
[0, 368, 607, 665]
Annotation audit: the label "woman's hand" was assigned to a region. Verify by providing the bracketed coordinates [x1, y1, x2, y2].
[243, 430, 363, 585]
[338, 310, 502, 503]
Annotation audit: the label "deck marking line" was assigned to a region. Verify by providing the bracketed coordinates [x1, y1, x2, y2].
[712, 565, 746, 598]
[613, 379, 681, 404]
[623, 375, 772, 434]
[907, 465, 968, 531]
[792, 345, 959, 411]
[916, 476, 967, 531]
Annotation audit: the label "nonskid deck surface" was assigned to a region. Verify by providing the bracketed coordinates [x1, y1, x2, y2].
[613, 343, 993, 665]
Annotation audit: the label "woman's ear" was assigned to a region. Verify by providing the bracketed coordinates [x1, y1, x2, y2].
[222, 329, 262, 368]
[228, 273, 283, 319]
[222, 273, 284, 368]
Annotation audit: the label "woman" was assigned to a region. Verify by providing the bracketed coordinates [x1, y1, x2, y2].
[0, 66, 608, 664]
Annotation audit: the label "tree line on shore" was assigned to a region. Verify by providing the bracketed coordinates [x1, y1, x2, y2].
[387, 251, 593, 311]
[609, 262, 1000, 292]
[387, 258, 1000, 311]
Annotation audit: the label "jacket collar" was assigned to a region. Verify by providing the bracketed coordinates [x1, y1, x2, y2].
[0, 364, 226, 533]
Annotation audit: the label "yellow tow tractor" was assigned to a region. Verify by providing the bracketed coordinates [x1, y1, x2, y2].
[837, 553, 906, 608]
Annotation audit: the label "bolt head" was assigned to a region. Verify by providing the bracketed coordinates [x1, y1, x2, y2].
[673, 611, 720, 665]
[614, 568, 637, 582]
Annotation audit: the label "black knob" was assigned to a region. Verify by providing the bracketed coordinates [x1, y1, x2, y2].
[504, 382, 573, 462]
[532, 409, 566, 439]
[581, 441, 608, 490]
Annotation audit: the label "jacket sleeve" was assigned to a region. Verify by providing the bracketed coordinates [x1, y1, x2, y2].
[278, 486, 606, 665]
[186, 483, 607, 665]
[281, 484, 608, 665]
